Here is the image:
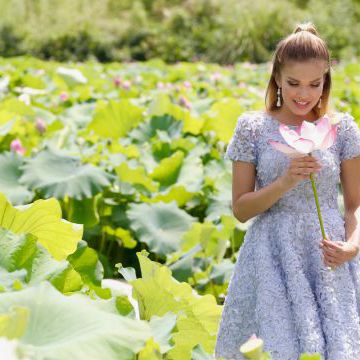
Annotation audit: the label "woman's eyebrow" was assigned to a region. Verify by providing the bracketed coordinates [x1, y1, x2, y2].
[287, 76, 322, 82]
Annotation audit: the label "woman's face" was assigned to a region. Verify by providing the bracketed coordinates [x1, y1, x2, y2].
[276, 59, 327, 117]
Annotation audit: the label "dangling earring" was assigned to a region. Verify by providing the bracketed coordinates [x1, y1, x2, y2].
[276, 87, 282, 107]
[318, 97, 322, 109]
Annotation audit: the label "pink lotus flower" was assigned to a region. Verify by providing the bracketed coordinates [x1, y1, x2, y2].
[59, 92, 69, 102]
[269, 115, 337, 158]
[10, 139, 25, 155]
[269, 114, 338, 268]
[122, 80, 131, 90]
[35, 117, 46, 135]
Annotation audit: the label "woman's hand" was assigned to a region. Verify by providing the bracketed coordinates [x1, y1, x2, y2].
[319, 238, 360, 269]
[280, 155, 322, 189]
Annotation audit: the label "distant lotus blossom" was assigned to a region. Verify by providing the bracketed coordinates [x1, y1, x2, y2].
[35, 117, 46, 135]
[10, 139, 25, 155]
[18, 93, 30, 105]
[113, 77, 122, 87]
[122, 80, 131, 90]
[183, 81, 192, 88]
[35, 69, 45, 76]
[238, 82, 246, 88]
[243, 62, 256, 70]
[179, 95, 192, 110]
[165, 83, 173, 89]
[210, 72, 222, 82]
[59, 92, 69, 102]
[157, 82, 165, 89]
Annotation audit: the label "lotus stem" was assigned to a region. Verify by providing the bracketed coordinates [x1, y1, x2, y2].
[309, 172, 326, 239]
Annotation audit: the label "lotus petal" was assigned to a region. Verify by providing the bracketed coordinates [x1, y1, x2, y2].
[268, 141, 304, 158]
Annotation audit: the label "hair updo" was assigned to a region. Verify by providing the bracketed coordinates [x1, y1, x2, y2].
[265, 22, 332, 118]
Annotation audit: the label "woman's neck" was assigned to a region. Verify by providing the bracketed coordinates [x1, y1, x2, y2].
[268, 107, 318, 126]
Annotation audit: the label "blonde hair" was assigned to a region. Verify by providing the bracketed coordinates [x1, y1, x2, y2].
[265, 22, 331, 118]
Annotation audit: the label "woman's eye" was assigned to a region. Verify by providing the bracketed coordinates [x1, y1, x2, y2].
[287, 82, 321, 87]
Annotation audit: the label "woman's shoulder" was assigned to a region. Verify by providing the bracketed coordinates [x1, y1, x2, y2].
[329, 111, 358, 132]
[236, 110, 269, 130]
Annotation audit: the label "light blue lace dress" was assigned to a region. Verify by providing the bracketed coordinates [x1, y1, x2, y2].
[215, 110, 360, 360]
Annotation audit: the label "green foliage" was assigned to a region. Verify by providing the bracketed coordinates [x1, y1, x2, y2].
[0, 0, 358, 63]
[0, 56, 356, 358]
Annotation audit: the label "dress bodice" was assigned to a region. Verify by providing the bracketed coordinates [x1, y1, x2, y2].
[225, 111, 360, 214]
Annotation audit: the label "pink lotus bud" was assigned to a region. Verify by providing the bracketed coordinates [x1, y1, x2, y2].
[35, 117, 46, 135]
[121, 80, 131, 90]
[210, 72, 222, 82]
[10, 139, 25, 155]
[113, 77, 122, 87]
[179, 95, 192, 110]
[238, 82, 246, 88]
[183, 81, 192, 88]
[59, 92, 69, 102]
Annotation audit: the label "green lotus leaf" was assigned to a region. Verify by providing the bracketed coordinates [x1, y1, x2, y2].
[203, 98, 245, 142]
[20, 148, 113, 200]
[0, 193, 82, 261]
[191, 344, 216, 360]
[67, 197, 100, 227]
[0, 99, 34, 117]
[60, 103, 96, 129]
[209, 259, 235, 285]
[147, 312, 177, 354]
[140, 185, 194, 207]
[0, 305, 29, 339]
[0, 224, 84, 294]
[148, 93, 204, 134]
[88, 99, 144, 139]
[137, 337, 162, 360]
[150, 150, 184, 186]
[130, 115, 183, 143]
[56, 67, 88, 86]
[130, 252, 222, 359]
[0, 267, 27, 292]
[127, 201, 196, 256]
[116, 162, 159, 193]
[0, 153, 33, 205]
[0, 282, 152, 360]
[149, 152, 203, 193]
[67, 240, 103, 287]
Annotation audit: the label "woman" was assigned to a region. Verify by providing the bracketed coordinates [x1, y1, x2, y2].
[215, 23, 360, 359]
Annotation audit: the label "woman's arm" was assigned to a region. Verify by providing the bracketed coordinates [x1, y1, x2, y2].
[340, 157, 360, 247]
[231, 155, 321, 223]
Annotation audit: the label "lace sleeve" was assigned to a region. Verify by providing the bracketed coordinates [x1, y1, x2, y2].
[224, 113, 257, 164]
[339, 113, 360, 161]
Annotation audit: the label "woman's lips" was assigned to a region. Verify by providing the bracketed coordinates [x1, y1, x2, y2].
[293, 99, 310, 109]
